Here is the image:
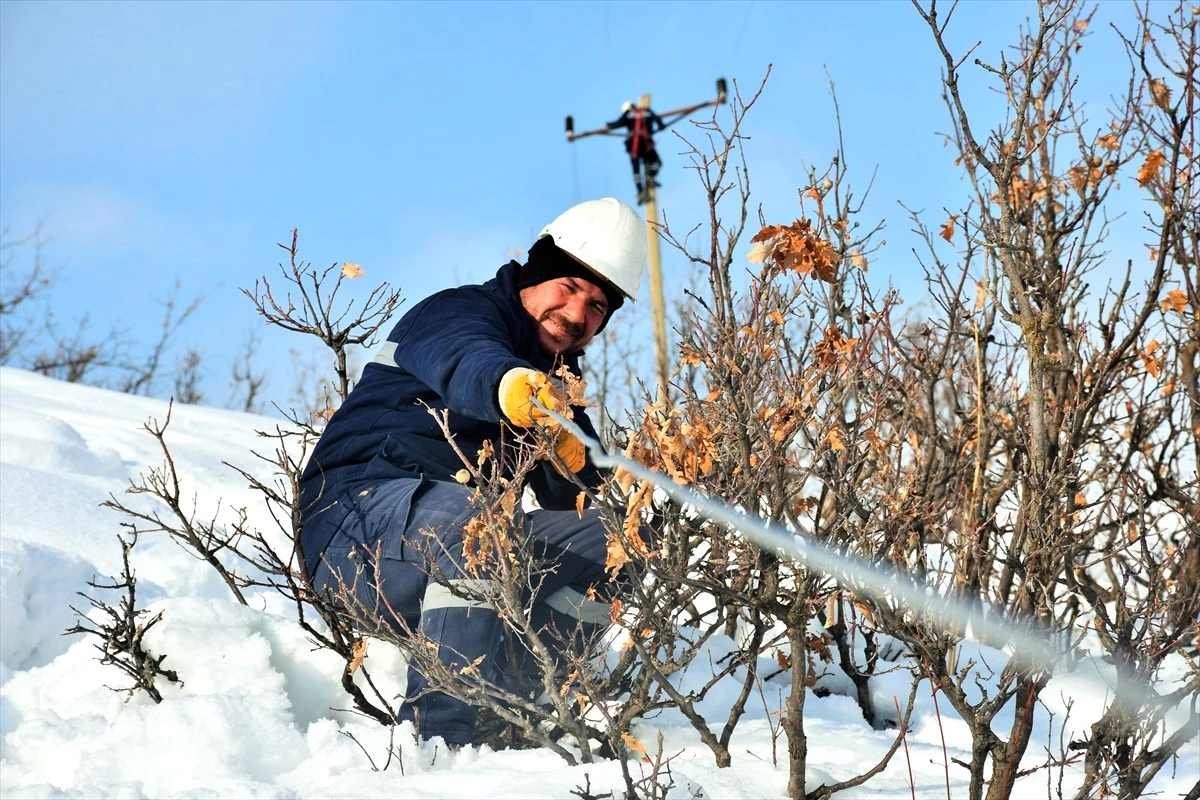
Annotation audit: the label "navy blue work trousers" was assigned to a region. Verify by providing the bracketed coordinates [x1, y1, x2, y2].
[309, 478, 617, 745]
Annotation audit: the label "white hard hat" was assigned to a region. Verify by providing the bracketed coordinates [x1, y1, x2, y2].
[621, 100, 634, 113]
[538, 197, 646, 300]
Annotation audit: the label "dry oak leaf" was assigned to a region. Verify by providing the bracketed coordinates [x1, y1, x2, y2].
[621, 731, 648, 758]
[552, 364, 590, 406]
[1159, 288, 1189, 314]
[1141, 339, 1163, 379]
[1068, 164, 1099, 195]
[746, 240, 772, 264]
[1097, 132, 1120, 152]
[1149, 78, 1172, 111]
[349, 638, 368, 675]
[678, 344, 704, 367]
[341, 262, 365, 278]
[499, 488, 517, 521]
[940, 215, 959, 242]
[476, 438, 495, 468]
[807, 633, 833, 662]
[460, 654, 487, 676]
[606, 532, 631, 578]
[826, 424, 846, 452]
[1137, 149, 1166, 187]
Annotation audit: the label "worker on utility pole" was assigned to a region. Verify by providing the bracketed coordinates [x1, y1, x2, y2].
[606, 101, 665, 205]
[564, 79, 727, 403]
[565, 79, 726, 208]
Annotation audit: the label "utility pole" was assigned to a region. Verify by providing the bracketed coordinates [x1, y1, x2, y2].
[639, 92, 670, 406]
[565, 78, 727, 405]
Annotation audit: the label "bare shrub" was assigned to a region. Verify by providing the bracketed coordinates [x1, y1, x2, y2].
[0, 228, 204, 399]
[241, 228, 402, 417]
[85, 232, 408, 725]
[66, 532, 182, 703]
[0, 224, 56, 362]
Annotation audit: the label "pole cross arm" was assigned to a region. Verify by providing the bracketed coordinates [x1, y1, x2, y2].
[655, 78, 729, 130]
[563, 77, 727, 143]
[564, 115, 620, 142]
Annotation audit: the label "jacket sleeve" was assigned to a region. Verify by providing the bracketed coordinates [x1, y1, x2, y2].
[387, 290, 527, 422]
[606, 113, 630, 131]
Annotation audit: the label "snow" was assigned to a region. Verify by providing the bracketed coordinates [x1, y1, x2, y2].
[1, 366, 1196, 799]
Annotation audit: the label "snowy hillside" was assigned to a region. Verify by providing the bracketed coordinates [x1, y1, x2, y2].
[1, 367, 1195, 799]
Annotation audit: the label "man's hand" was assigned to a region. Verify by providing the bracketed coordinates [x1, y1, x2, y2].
[498, 367, 569, 428]
[552, 428, 587, 473]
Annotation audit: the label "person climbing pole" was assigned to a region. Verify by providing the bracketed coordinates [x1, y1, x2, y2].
[607, 101, 665, 205]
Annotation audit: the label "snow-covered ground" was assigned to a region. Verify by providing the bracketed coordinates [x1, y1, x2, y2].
[1, 366, 1195, 798]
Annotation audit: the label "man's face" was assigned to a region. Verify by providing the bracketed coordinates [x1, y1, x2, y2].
[519, 275, 610, 355]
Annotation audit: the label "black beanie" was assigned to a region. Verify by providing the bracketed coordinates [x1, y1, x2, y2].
[517, 236, 625, 331]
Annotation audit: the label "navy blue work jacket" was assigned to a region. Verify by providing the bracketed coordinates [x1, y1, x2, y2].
[298, 262, 607, 568]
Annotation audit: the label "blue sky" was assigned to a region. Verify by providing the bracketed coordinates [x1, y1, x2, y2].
[1, 0, 1149, 412]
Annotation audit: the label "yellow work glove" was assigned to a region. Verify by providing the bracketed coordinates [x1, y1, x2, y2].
[552, 428, 587, 473]
[498, 367, 568, 428]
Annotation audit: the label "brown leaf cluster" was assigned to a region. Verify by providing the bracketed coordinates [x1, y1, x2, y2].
[459, 487, 519, 575]
[994, 173, 1065, 216]
[607, 480, 656, 579]
[748, 219, 840, 284]
[811, 325, 860, 372]
[623, 406, 721, 487]
[807, 632, 834, 662]
[1159, 288, 1189, 314]
[551, 364, 590, 407]
[1138, 149, 1167, 187]
[754, 326, 863, 453]
[758, 398, 807, 446]
[460, 516, 492, 575]
[1068, 157, 1118, 196]
[825, 422, 847, 452]
[1141, 340, 1163, 379]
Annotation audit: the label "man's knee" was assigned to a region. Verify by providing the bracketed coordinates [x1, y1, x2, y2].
[543, 585, 613, 627]
[310, 546, 425, 635]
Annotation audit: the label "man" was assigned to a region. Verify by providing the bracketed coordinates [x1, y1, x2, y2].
[298, 197, 647, 746]
[607, 101, 665, 204]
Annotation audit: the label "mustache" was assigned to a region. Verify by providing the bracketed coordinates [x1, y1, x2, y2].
[544, 312, 584, 339]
